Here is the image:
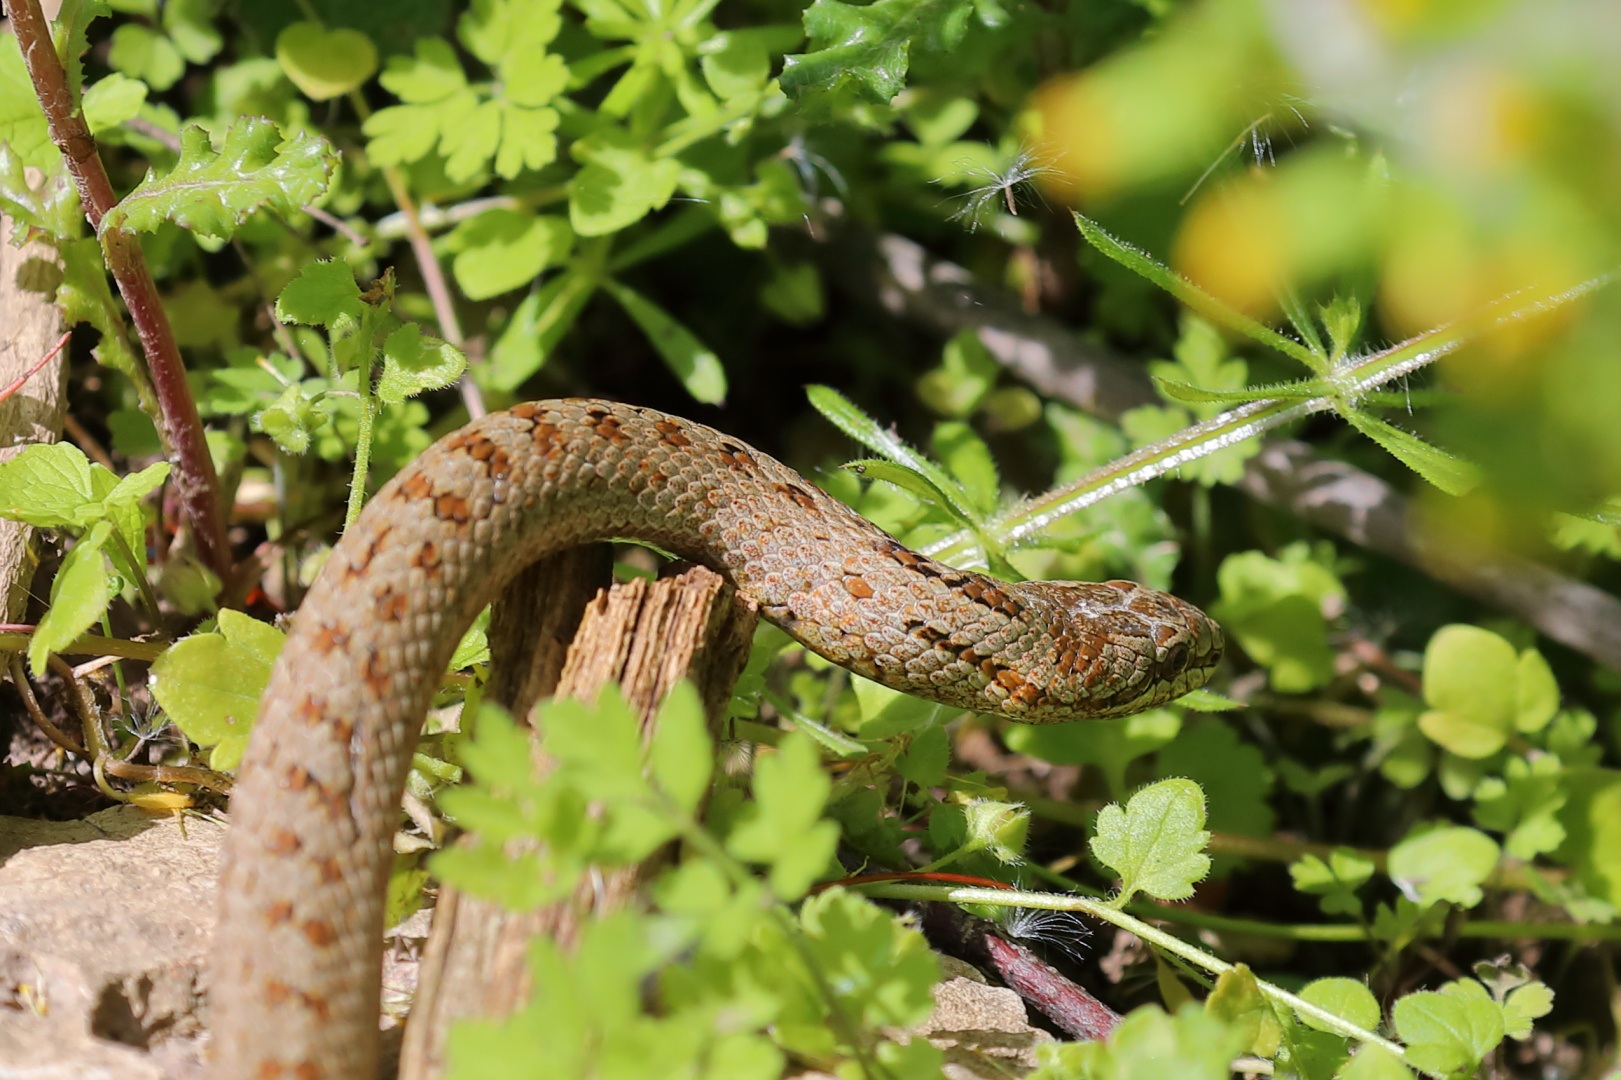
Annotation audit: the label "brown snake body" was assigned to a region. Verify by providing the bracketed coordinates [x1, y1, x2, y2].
[211, 399, 1221, 1078]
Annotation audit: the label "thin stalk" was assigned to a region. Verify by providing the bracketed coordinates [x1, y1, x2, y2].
[8, 0, 230, 577]
[344, 364, 378, 533]
[921, 268, 1616, 566]
[857, 882, 1417, 1066]
[0, 630, 167, 662]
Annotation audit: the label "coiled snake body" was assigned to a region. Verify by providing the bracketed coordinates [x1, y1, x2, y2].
[211, 399, 1221, 1078]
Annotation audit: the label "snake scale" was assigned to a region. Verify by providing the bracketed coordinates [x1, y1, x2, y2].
[210, 399, 1222, 1078]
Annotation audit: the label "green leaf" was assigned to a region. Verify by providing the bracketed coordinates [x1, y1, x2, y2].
[29, 520, 113, 676]
[0, 442, 102, 529]
[1036, 1002, 1251, 1080]
[1340, 408, 1481, 496]
[1417, 624, 1518, 759]
[1290, 848, 1376, 917]
[149, 609, 286, 770]
[101, 118, 338, 241]
[82, 72, 148, 134]
[932, 420, 999, 516]
[601, 280, 726, 404]
[798, 889, 941, 1029]
[275, 259, 363, 328]
[1393, 989, 1504, 1076]
[808, 385, 982, 527]
[1336, 1045, 1413, 1080]
[1387, 824, 1500, 909]
[781, 0, 980, 103]
[256, 381, 324, 455]
[569, 128, 680, 236]
[486, 269, 596, 391]
[108, 22, 185, 91]
[1205, 966, 1282, 1058]
[1175, 688, 1242, 711]
[895, 723, 949, 789]
[1158, 720, 1274, 870]
[1072, 212, 1321, 370]
[377, 324, 468, 406]
[0, 145, 82, 238]
[1004, 709, 1180, 798]
[1090, 778, 1212, 904]
[842, 459, 976, 530]
[275, 21, 379, 101]
[1154, 376, 1329, 405]
[1472, 755, 1568, 859]
[1297, 978, 1380, 1034]
[0, 35, 53, 168]
[1213, 543, 1344, 694]
[1514, 647, 1559, 733]
[450, 210, 574, 301]
[916, 329, 999, 418]
[648, 682, 713, 815]
[726, 731, 839, 899]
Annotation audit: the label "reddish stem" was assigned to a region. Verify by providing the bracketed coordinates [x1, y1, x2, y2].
[0, 329, 69, 405]
[7, 0, 230, 578]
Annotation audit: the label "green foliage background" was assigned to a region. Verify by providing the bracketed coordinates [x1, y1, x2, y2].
[2, 0, 1620, 1076]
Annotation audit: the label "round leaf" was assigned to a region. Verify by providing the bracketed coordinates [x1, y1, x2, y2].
[276, 22, 379, 101]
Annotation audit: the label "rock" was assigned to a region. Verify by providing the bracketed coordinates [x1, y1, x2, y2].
[0, 804, 223, 1077]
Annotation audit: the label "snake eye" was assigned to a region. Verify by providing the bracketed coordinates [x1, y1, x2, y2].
[1164, 643, 1189, 671]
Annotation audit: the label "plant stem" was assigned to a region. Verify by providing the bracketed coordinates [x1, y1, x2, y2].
[344, 367, 378, 534]
[921, 269, 1616, 568]
[0, 629, 167, 662]
[8, 0, 231, 579]
[858, 882, 1418, 1065]
[347, 90, 484, 419]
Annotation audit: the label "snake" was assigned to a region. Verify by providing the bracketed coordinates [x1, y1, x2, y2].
[209, 399, 1222, 1079]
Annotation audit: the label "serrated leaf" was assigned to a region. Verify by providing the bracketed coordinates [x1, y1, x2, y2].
[1090, 777, 1211, 904]
[101, 118, 338, 241]
[0, 144, 82, 238]
[30, 520, 113, 676]
[149, 609, 286, 770]
[602, 280, 726, 404]
[377, 324, 467, 406]
[0, 442, 100, 528]
[1340, 408, 1481, 496]
[727, 731, 837, 899]
[781, 0, 978, 103]
[275, 22, 378, 101]
[276, 259, 364, 328]
[649, 682, 713, 814]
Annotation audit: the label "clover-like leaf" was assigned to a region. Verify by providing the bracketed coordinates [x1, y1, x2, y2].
[101, 118, 338, 241]
[376, 324, 467, 406]
[149, 609, 287, 770]
[1090, 777, 1212, 904]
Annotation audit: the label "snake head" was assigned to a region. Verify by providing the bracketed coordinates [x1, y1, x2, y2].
[1010, 579, 1223, 722]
